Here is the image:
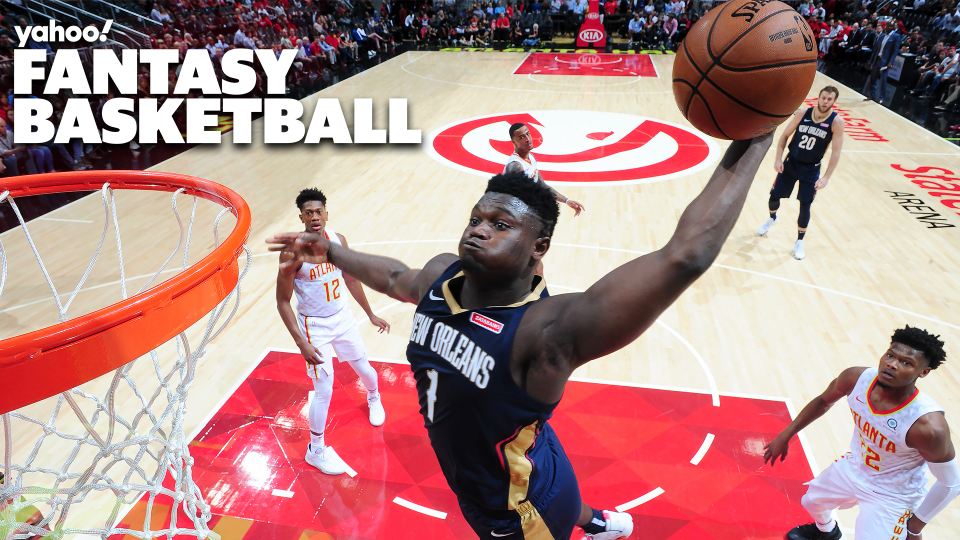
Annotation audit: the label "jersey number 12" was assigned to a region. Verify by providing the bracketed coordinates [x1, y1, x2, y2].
[323, 279, 341, 303]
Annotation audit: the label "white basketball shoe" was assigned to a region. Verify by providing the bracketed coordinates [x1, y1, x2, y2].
[583, 511, 634, 539]
[757, 215, 778, 236]
[305, 444, 347, 475]
[793, 239, 806, 260]
[368, 393, 386, 426]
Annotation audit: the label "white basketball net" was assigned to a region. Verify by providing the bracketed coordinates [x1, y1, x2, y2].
[0, 184, 250, 540]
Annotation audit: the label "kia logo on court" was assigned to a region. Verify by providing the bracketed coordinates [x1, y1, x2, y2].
[579, 28, 604, 42]
[586, 12, 600, 19]
[425, 110, 720, 185]
[578, 54, 602, 64]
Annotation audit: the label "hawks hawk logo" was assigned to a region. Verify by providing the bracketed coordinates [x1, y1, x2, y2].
[425, 110, 719, 185]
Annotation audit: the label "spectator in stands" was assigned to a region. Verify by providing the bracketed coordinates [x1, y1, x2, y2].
[496, 12, 511, 41]
[669, 0, 684, 16]
[234, 24, 247, 46]
[814, 2, 826, 19]
[0, 35, 12, 60]
[524, 23, 540, 47]
[0, 118, 37, 177]
[511, 23, 524, 47]
[604, 0, 617, 16]
[915, 47, 958, 99]
[862, 20, 900, 104]
[628, 12, 645, 47]
[856, 22, 880, 65]
[664, 14, 678, 49]
[643, 0, 654, 15]
[551, 0, 563, 13]
[799, 0, 813, 17]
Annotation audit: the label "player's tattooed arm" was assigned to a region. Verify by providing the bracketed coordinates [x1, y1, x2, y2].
[337, 233, 390, 333]
[762, 366, 866, 466]
[266, 232, 455, 304]
[538, 171, 586, 216]
[907, 413, 958, 535]
[516, 134, 774, 403]
[815, 116, 845, 191]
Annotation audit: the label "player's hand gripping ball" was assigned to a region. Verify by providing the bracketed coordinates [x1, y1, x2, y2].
[672, 0, 818, 140]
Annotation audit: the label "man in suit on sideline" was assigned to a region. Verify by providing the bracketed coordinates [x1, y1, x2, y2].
[863, 20, 901, 104]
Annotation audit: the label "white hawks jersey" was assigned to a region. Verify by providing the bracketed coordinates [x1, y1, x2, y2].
[846, 367, 943, 495]
[504, 152, 540, 182]
[294, 227, 346, 318]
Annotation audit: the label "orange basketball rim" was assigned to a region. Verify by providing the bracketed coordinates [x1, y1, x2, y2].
[0, 171, 251, 415]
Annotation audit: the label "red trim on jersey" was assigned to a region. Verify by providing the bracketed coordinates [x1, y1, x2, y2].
[866, 376, 919, 416]
[511, 152, 534, 166]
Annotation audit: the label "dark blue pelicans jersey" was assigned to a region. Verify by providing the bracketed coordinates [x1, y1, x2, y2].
[788, 107, 837, 164]
[406, 261, 560, 512]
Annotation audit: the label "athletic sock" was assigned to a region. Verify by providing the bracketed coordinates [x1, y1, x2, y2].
[770, 212, 777, 221]
[815, 518, 836, 533]
[798, 231, 806, 240]
[367, 390, 380, 402]
[581, 508, 607, 535]
[310, 432, 324, 450]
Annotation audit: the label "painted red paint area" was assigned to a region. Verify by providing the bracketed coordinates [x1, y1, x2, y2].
[112, 351, 815, 539]
[514, 54, 657, 77]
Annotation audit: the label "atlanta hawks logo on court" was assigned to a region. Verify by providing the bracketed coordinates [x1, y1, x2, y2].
[425, 110, 720, 185]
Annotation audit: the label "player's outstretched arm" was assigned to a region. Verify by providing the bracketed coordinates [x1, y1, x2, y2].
[815, 116, 845, 190]
[905, 411, 959, 536]
[266, 231, 456, 304]
[337, 233, 390, 333]
[532, 133, 774, 368]
[762, 366, 865, 466]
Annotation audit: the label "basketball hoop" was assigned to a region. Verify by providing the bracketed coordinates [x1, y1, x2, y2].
[0, 171, 251, 540]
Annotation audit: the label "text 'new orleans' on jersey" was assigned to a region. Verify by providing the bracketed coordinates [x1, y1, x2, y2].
[294, 228, 345, 317]
[788, 107, 837, 165]
[405, 261, 561, 512]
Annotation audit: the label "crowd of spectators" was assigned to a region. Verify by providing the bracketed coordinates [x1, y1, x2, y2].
[396, 0, 703, 50]
[799, 0, 959, 115]
[0, 0, 958, 182]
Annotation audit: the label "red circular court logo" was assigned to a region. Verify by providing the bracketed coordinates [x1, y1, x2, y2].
[586, 12, 600, 19]
[425, 110, 720, 185]
[579, 28, 604, 42]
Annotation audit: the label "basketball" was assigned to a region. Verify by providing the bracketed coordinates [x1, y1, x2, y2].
[672, 0, 818, 140]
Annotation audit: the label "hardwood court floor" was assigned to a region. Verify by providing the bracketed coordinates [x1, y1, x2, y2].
[2, 51, 959, 538]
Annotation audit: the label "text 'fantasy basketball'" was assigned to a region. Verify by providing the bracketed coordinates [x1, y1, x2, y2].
[672, 0, 818, 140]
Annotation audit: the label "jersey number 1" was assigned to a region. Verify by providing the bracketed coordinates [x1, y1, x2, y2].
[798, 134, 817, 150]
[323, 278, 341, 303]
[425, 369, 438, 423]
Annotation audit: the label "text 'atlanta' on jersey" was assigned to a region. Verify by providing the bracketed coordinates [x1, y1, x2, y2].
[405, 261, 582, 540]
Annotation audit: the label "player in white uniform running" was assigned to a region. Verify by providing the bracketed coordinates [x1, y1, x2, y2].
[276, 188, 391, 475]
[763, 326, 959, 540]
[503, 123, 585, 216]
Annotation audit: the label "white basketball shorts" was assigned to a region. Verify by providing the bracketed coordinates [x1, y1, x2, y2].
[297, 307, 367, 378]
[804, 453, 923, 540]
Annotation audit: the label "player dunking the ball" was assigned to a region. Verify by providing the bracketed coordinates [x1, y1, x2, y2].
[764, 326, 959, 540]
[268, 133, 773, 539]
[757, 86, 845, 260]
[275, 189, 390, 475]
